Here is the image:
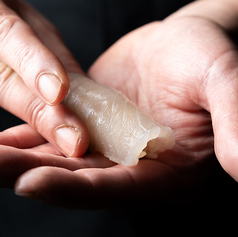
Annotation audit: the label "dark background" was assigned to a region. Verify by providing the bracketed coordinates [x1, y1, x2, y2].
[0, 0, 238, 236]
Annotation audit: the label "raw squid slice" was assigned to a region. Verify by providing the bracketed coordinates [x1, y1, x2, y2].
[63, 73, 175, 166]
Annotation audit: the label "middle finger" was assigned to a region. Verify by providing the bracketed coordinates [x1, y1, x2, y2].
[0, 64, 89, 157]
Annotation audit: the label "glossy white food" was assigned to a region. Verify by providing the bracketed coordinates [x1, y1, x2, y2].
[63, 74, 175, 166]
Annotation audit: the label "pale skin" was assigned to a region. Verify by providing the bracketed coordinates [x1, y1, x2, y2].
[0, 0, 238, 208]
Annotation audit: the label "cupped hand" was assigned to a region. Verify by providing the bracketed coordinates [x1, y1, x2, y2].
[0, 123, 111, 189]
[0, 0, 89, 157]
[10, 0, 238, 209]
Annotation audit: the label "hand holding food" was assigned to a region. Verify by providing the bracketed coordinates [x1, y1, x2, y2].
[1, 0, 238, 209]
[0, 0, 89, 157]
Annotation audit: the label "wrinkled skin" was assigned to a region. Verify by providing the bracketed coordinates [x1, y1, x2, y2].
[1, 0, 238, 209]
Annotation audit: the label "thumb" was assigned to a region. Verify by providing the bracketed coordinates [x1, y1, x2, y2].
[206, 50, 238, 181]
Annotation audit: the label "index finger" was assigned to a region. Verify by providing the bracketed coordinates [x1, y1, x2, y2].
[0, 1, 69, 105]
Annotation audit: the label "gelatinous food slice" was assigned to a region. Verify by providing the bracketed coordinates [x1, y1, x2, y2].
[63, 74, 175, 166]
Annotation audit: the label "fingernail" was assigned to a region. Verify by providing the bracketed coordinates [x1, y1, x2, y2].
[54, 125, 81, 157]
[38, 73, 62, 104]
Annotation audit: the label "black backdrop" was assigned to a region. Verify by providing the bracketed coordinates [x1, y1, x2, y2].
[0, 0, 237, 236]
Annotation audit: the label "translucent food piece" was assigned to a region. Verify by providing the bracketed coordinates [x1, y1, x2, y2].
[63, 73, 175, 166]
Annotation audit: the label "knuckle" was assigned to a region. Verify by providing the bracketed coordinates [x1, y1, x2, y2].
[0, 61, 14, 83]
[17, 46, 35, 76]
[0, 61, 15, 105]
[0, 14, 36, 76]
[0, 15, 18, 43]
[25, 98, 48, 130]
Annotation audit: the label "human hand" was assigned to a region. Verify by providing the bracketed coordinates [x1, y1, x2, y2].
[0, 0, 89, 157]
[12, 0, 238, 209]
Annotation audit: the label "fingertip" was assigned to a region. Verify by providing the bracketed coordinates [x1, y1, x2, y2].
[37, 71, 70, 105]
[14, 167, 84, 207]
[14, 167, 57, 198]
[53, 70, 70, 105]
[53, 124, 89, 158]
